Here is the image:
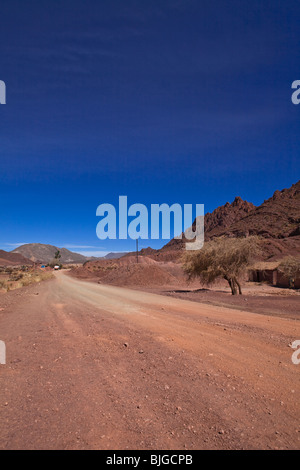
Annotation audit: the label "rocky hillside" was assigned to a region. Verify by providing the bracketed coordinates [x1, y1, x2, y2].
[150, 180, 300, 261]
[214, 181, 300, 239]
[204, 197, 256, 239]
[161, 195, 256, 253]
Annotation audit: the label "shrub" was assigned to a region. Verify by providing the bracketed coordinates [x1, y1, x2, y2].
[278, 256, 300, 288]
[183, 236, 260, 295]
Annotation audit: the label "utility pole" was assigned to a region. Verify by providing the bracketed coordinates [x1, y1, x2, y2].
[136, 239, 139, 263]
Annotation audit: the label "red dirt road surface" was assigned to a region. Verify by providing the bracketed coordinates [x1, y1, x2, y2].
[0, 272, 299, 450]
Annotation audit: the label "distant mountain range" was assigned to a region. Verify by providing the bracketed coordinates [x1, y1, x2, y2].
[7, 244, 127, 265]
[103, 252, 127, 260]
[0, 243, 127, 266]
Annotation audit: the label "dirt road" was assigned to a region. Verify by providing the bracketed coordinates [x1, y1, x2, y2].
[0, 272, 299, 450]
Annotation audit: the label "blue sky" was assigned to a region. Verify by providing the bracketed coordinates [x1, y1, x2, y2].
[0, 0, 299, 256]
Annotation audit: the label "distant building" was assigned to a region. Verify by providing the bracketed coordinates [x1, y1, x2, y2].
[249, 262, 300, 288]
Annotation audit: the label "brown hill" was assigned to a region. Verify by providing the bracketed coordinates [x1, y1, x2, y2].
[12, 243, 90, 264]
[71, 256, 181, 287]
[0, 250, 34, 266]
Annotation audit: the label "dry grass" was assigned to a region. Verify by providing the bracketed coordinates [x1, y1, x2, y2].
[0, 269, 54, 292]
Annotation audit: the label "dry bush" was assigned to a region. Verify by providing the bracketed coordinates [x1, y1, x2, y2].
[183, 236, 260, 295]
[9, 273, 23, 282]
[278, 257, 300, 287]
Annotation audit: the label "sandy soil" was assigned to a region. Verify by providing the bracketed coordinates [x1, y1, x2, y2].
[69, 256, 300, 321]
[147, 284, 300, 321]
[0, 272, 299, 450]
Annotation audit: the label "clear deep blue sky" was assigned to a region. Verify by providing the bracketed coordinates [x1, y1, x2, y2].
[0, 0, 299, 256]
